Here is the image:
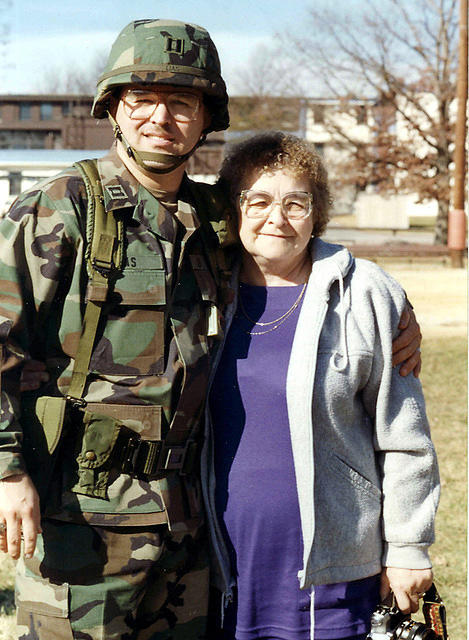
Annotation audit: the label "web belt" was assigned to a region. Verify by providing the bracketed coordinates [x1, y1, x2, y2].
[116, 432, 199, 478]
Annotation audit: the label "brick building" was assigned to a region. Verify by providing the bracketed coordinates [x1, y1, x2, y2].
[0, 95, 112, 150]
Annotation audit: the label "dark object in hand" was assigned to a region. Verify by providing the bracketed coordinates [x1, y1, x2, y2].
[366, 602, 437, 639]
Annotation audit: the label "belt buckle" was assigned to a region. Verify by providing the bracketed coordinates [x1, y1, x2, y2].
[121, 437, 162, 477]
[119, 434, 196, 478]
[161, 441, 192, 474]
[120, 436, 140, 475]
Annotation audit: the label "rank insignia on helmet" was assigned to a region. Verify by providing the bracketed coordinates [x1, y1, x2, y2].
[165, 36, 184, 54]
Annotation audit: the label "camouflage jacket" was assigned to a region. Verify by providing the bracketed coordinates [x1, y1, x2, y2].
[0, 146, 233, 531]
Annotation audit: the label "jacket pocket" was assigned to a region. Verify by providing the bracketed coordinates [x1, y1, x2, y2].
[89, 266, 166, 376]
[329, 454, 381, 501]
[312, 452, 382, 570]
[84, 402, 162, 440]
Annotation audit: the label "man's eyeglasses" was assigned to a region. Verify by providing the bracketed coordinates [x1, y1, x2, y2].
[122, 88, 201, 123]
[239, 190, 313, 220]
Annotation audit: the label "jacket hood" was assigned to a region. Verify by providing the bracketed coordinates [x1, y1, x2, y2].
[309, 237, 354, 293]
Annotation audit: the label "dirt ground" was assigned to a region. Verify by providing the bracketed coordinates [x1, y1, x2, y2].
[376, 261, 467, 339]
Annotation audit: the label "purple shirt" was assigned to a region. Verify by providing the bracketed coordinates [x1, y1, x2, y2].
[210, 283, 379, 639]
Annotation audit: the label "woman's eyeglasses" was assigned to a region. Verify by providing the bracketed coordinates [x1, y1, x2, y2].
[239, 190, 313, 220]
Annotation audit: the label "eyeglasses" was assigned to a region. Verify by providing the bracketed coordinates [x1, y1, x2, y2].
[239, 190, 313, 220]
[121, 88, 201, 123]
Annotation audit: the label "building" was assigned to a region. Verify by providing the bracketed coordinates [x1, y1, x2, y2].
[0, 94, 444, 226]
[0, 94, 112, 150]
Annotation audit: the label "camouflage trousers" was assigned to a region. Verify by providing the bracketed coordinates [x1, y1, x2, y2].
[15, 518, 210, 640]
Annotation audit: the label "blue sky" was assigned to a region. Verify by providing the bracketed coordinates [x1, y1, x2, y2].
[0, 0, 341, 95]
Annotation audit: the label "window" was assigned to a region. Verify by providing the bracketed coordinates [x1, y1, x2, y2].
[40, 103, 53, 120]
[312, 104, 325, 124]
[62, 102, 71, 116]
[8, 172, 22, 196]
[19, 103, 31, 120]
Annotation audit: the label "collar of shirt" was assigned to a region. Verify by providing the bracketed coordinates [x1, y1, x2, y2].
[95, 146, 201, 243]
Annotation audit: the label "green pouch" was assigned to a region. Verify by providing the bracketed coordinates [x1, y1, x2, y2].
[70, 411, 122, 500]
[35, 396, 67, 454]
[22, 395, 68, 503]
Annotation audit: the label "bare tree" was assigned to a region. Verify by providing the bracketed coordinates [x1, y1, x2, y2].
[236, 0, 459, 243]
[35, 49, 107, 95]
[229, 43, 309, 133]
[232, 43, 304, 97]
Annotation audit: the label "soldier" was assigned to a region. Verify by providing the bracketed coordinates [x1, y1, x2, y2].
[0, 18, 421, 640]
[0, 19, 232, 640]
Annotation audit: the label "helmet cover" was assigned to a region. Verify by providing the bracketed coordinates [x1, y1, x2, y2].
[92, 19, 229, 132]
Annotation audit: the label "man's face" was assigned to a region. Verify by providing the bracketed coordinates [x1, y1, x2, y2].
[113, 84, 210, 158]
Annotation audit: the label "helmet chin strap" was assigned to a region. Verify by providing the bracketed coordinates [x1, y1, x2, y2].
[107, 112, 206, 175]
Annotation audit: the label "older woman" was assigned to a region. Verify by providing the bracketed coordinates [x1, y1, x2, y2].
[202, 132, 439, 640]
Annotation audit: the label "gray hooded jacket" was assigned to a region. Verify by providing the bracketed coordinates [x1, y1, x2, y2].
[201, 239, 440, 623]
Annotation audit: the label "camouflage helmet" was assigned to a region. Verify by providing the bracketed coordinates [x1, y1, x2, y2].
[92, 19, 229, 133]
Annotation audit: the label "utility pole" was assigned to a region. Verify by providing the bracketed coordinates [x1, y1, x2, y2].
[448, 0, 468, 267]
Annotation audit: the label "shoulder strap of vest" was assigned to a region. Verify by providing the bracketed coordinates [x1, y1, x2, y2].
[75, 158, 124, 275]
[66, 159, 124, 404]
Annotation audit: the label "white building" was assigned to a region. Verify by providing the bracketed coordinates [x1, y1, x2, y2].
[304, 95, 441, 229]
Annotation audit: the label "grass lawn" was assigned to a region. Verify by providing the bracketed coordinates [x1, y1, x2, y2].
[384, 261, 467, 639]
[418, 336, 467, 639]
[0, 262, 466, 640]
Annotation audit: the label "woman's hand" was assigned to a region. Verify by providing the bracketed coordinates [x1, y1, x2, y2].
[380, 567, 433, 614]
[392, 305, 422, 377]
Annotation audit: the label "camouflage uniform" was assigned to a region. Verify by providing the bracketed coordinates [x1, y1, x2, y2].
[0, 20, 233, 637]
[0, 146, 231, 640]
[16, 521, 210, 640]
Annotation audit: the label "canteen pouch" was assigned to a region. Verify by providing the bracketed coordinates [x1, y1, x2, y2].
[70, 410, 122, 500]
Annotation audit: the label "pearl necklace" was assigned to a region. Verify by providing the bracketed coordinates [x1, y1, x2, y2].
[238, 282, 307, 335]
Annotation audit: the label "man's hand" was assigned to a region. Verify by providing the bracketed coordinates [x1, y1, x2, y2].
[380, 567, 433, 614]
[20, 359, 49, 392]
[0, 473, 41, 560]
[392, 306, 422, 377]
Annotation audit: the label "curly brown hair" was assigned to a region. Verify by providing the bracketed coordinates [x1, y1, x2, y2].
[217, 131, 332, 236]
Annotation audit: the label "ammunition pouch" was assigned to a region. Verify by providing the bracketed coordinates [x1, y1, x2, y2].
[71, 410, 122, 499]
[69, 408, 200, 500]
